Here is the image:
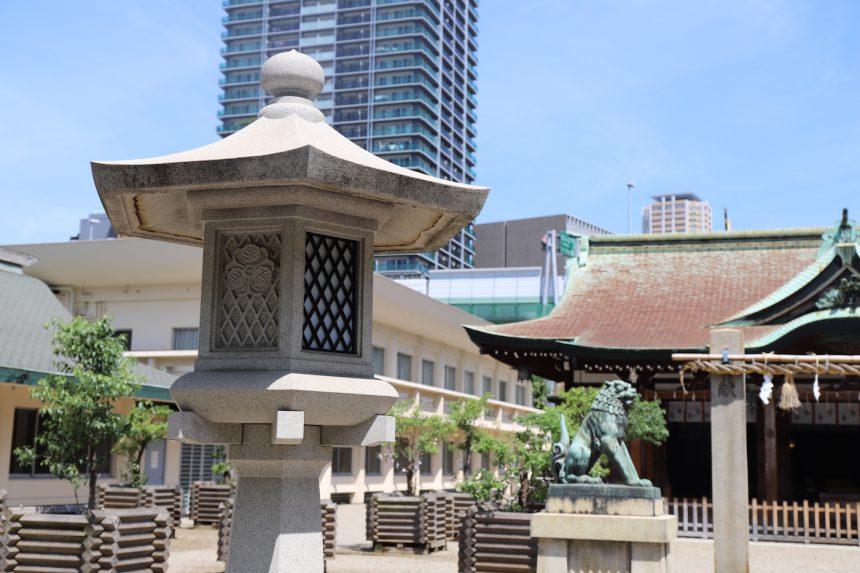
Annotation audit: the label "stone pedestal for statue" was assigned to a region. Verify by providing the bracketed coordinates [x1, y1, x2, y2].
[91, 50, 488, 572]
[532, 484, 677, 573]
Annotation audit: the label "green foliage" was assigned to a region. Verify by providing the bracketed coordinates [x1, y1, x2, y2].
[626, 396, 670, 445]
[211, 446, 233, 485]
[114, 401, 171, 487]
[387, 401, 454, 495]
[531, 375, 550, 407]
[478, 384, 669, 512]
[15, 316, 141, 509]
[448, 393, 509, 477]
[457, 469, 508, 504]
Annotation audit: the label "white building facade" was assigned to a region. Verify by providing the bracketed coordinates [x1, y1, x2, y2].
[4, 238, 536, 504]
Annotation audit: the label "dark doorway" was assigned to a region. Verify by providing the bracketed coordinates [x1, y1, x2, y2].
[790, 424, 860, 501]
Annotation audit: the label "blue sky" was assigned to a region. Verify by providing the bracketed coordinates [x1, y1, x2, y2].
[1, 0, 858, 244]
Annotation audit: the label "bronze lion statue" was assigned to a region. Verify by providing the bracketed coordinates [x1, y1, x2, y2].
[551, 379, 652, 487]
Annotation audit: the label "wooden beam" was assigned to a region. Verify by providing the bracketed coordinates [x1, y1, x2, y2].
[762, 396, 778, 501]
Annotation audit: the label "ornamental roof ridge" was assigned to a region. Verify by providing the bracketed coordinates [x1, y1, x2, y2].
[715, 211, 860, 326]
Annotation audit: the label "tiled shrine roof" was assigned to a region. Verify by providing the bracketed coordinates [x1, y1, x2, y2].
[467, 221, 860, 361]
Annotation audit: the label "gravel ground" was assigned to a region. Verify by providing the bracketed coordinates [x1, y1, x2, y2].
[168, 527, 225, 573]
[168, 505, 860, 573]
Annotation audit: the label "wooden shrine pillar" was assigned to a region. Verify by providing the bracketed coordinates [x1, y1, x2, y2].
[709, 329, 749, 573]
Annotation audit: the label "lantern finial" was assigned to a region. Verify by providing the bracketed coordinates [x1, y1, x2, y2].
[259, 50, 325, 121]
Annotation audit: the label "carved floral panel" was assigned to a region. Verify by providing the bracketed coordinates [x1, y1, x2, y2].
[216, 232, 281, 349]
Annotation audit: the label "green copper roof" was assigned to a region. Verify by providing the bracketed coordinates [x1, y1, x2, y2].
[0, 260, 176, 399]
[746, 308, 860, 350]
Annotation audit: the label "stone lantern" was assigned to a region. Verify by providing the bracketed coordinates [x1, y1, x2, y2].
[91, 50, 488, 572]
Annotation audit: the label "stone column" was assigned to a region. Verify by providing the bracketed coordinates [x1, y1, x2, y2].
[227, 425, 330, 573]
[708, 329, 749, 573]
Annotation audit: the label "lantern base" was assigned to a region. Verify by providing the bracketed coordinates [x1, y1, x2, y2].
[226, 424, 330, 573]
[170, 370, 398, 426]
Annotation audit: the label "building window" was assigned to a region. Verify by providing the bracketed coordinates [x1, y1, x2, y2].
[420, 450, 432, 476]
[422, 359, 434, 386]
[172, 328, 199, 351]
[516, 385, 526, 406]
[372, 346, 385, 376]
[365, 446, 382, 476]
[442, 443, 454, 476]
[464, 371, 475, 395]
[396, 353, 412, 381]
[114, 329, 133, 351]
[444, 366, 456, 390]
[480, 452, 490, 471]
[332, 447, 353, 475]
[498, 381, 507, 402]
[482, 376, 492, 397]
[179, 444, 217, 512]
[10, 408, 110, 476]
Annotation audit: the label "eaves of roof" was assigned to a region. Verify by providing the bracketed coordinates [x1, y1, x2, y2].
[0, 366, 174, 403]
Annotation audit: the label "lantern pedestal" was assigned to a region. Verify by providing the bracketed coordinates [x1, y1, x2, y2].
[226, 425, 329, 573]
[532, 485, 677, 573]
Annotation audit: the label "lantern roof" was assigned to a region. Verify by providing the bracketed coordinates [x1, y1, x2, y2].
[91, 50, 488, 253]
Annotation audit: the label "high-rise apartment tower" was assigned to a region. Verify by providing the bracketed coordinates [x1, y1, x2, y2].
[219, 0, 479, 277]
[642, 193, 712, 234]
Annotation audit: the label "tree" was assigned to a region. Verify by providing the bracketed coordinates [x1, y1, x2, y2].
[447, 393, 502, 477]
[15, 316, 140, 509]
[531, 375, 551, 408]
[461, 385, 670, 511]
[114, 401, 171, 487]
[386, 401, 453, 495]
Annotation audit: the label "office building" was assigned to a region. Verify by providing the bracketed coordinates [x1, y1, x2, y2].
[219, 0, 479, 277]
[475, 214, 610, 272]
[642, 193, 712, 234]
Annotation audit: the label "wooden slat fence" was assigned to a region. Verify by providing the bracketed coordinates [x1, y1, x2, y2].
[96, 485, 143, 509]
[667, 497, 860, 545]
[0, 489, 7, 573]
[458, 507, 536, 573]
[89, 508, 171, 572]
[0, 506, 170, 573]
[97, 484, 182, 535]
[436, 491, 475, 540]
[366, 493, 447, 553]
[322, 500, 337, 559]
[144, 485, 183, 530]
[191, 482, 233, 526]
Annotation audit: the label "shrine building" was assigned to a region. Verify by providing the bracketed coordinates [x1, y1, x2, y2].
[466, 211, 860, 503]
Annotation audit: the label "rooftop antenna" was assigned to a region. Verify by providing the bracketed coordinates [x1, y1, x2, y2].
[626, 181, 636, 234]
[723, 207, 731, 231]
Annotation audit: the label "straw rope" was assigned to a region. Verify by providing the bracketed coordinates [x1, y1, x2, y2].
[679, 359, 860, 377]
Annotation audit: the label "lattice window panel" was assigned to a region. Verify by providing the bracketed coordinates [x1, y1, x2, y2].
[303, 232, 358, 354]
[216, 232, 281, 349]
